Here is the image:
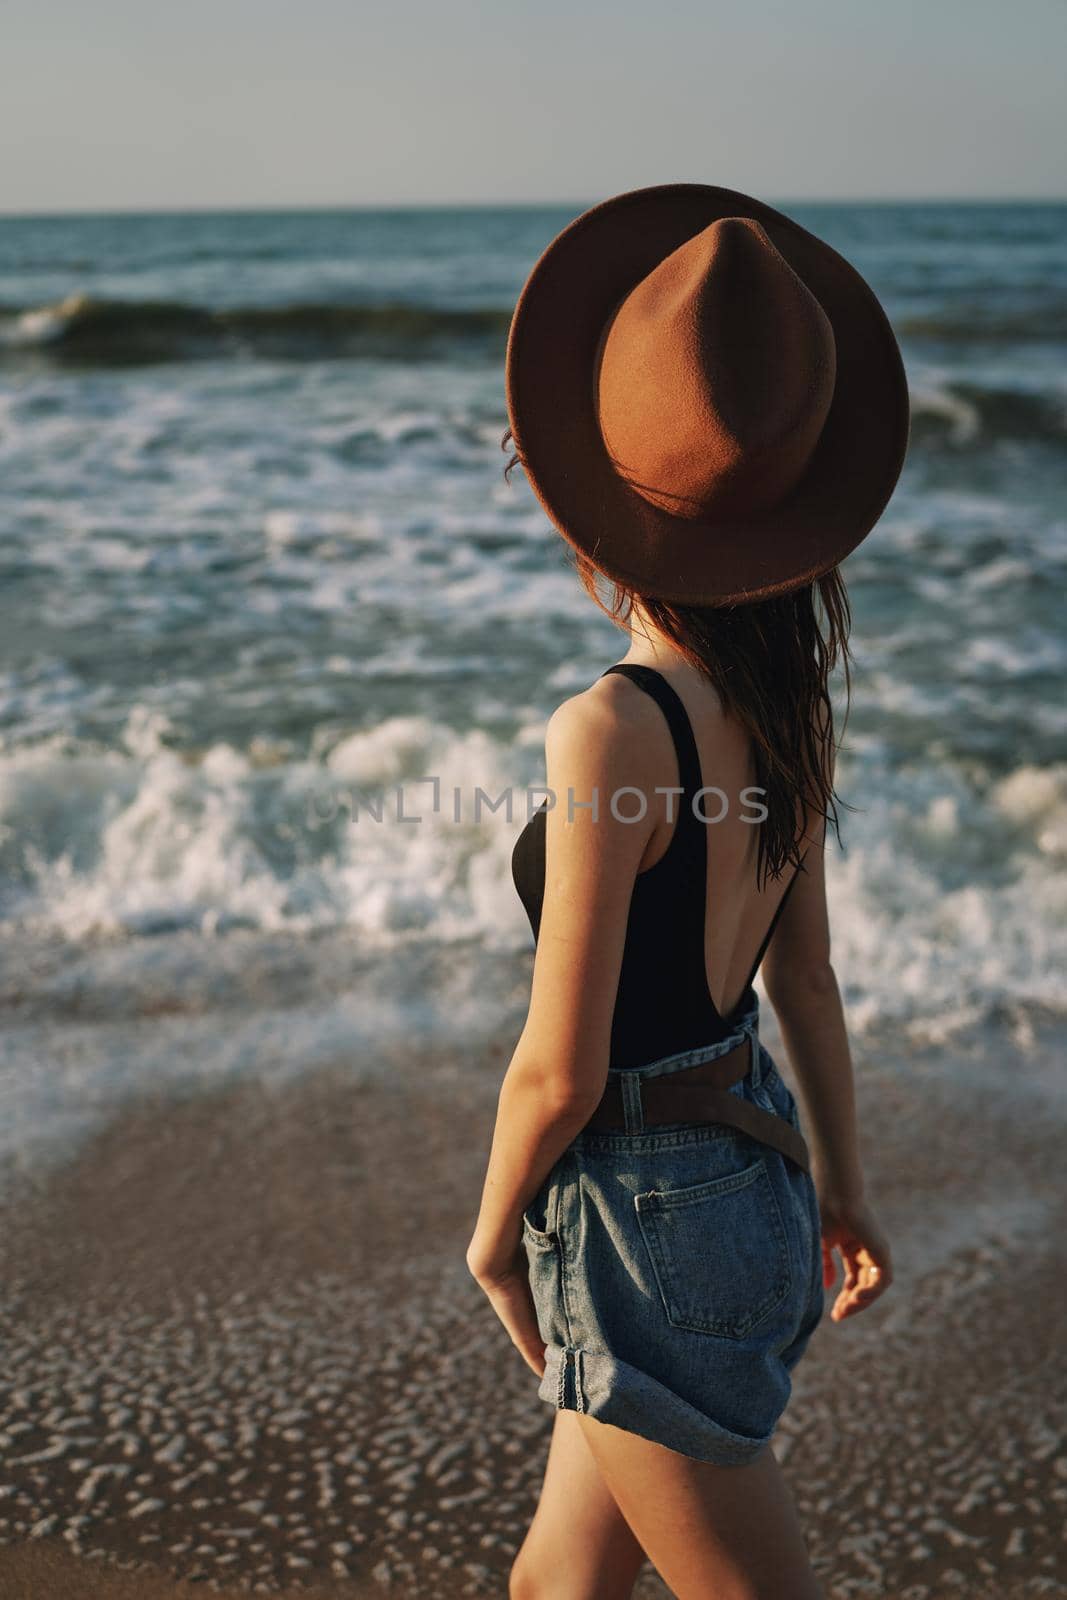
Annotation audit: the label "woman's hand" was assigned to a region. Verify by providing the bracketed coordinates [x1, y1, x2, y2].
[466, 1234, 547, 1379]
[816, 1189, 893, 1322]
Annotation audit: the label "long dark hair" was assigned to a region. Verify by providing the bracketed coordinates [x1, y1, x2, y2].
[501, 427, 851, 886]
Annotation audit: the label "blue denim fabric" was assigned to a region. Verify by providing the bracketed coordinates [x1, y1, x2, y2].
[521, 995, 824, 1465]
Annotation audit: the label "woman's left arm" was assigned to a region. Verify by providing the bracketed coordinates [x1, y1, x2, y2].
[465, 684, 653, 1374]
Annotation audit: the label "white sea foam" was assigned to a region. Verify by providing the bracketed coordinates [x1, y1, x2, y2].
[910, 375, 982, 445]
[1, 712, 1063, 1053]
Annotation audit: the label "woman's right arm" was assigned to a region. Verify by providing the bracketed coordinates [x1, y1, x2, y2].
[761, 815, 894, 1321]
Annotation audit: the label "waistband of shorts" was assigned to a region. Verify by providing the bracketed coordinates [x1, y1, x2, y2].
[604, 991, 762, 1087]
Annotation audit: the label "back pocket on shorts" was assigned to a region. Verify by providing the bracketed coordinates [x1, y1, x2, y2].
[635, 1157, 792, 1339]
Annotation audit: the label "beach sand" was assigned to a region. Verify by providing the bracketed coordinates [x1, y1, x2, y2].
[0, 1016, 1063, 1599]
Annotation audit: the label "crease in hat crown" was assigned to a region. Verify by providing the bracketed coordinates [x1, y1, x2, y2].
[594, 216, 838, 523]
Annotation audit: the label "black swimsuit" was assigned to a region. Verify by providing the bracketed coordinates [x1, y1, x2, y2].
[510, 663, 802, 1069]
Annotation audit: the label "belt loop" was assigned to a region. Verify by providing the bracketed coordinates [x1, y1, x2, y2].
[620, 1072, 645, 1134]
[748, 1029, 762, 1089]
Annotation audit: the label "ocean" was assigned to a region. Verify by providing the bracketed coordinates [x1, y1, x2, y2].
[0, 201, 1064, 1169]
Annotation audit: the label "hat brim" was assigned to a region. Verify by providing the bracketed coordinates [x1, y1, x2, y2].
[505, 184, 910, 605]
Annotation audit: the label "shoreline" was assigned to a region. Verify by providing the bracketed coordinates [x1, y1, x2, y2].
[0, 1017, 1064, 1598]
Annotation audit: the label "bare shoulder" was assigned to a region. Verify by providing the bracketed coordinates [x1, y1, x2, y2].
[545, 669, 663, 765]
[543, 675, 669, 804]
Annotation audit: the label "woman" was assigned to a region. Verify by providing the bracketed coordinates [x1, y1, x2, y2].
[466, 184, 908, 1600]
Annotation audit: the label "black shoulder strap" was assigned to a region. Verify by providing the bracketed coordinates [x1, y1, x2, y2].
[600, 664, 705, 808]
[738, 849, 808, 995]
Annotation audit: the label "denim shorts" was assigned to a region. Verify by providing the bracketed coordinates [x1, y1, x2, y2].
[521, 1000, 824, 1466]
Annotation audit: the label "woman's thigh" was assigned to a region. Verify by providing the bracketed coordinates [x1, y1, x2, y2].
[511, 1409, 649, 1600]
[573, 1413, 824, 1600]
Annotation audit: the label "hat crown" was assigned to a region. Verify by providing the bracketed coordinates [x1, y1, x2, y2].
[595, 216, 838, 521]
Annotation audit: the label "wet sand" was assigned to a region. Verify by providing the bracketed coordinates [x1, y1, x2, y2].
[0, 1017, 1063, 1599]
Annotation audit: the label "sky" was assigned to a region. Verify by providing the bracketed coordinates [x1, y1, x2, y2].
[2, 0, 1065, 214]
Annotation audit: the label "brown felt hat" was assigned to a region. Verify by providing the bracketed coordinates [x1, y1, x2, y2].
[505, 183, 910, 605]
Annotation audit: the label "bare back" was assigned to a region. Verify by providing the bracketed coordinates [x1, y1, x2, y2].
[605, 658, 805, 1022]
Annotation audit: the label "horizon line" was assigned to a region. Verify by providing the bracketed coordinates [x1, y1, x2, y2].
[1, 193, 1065, 222]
